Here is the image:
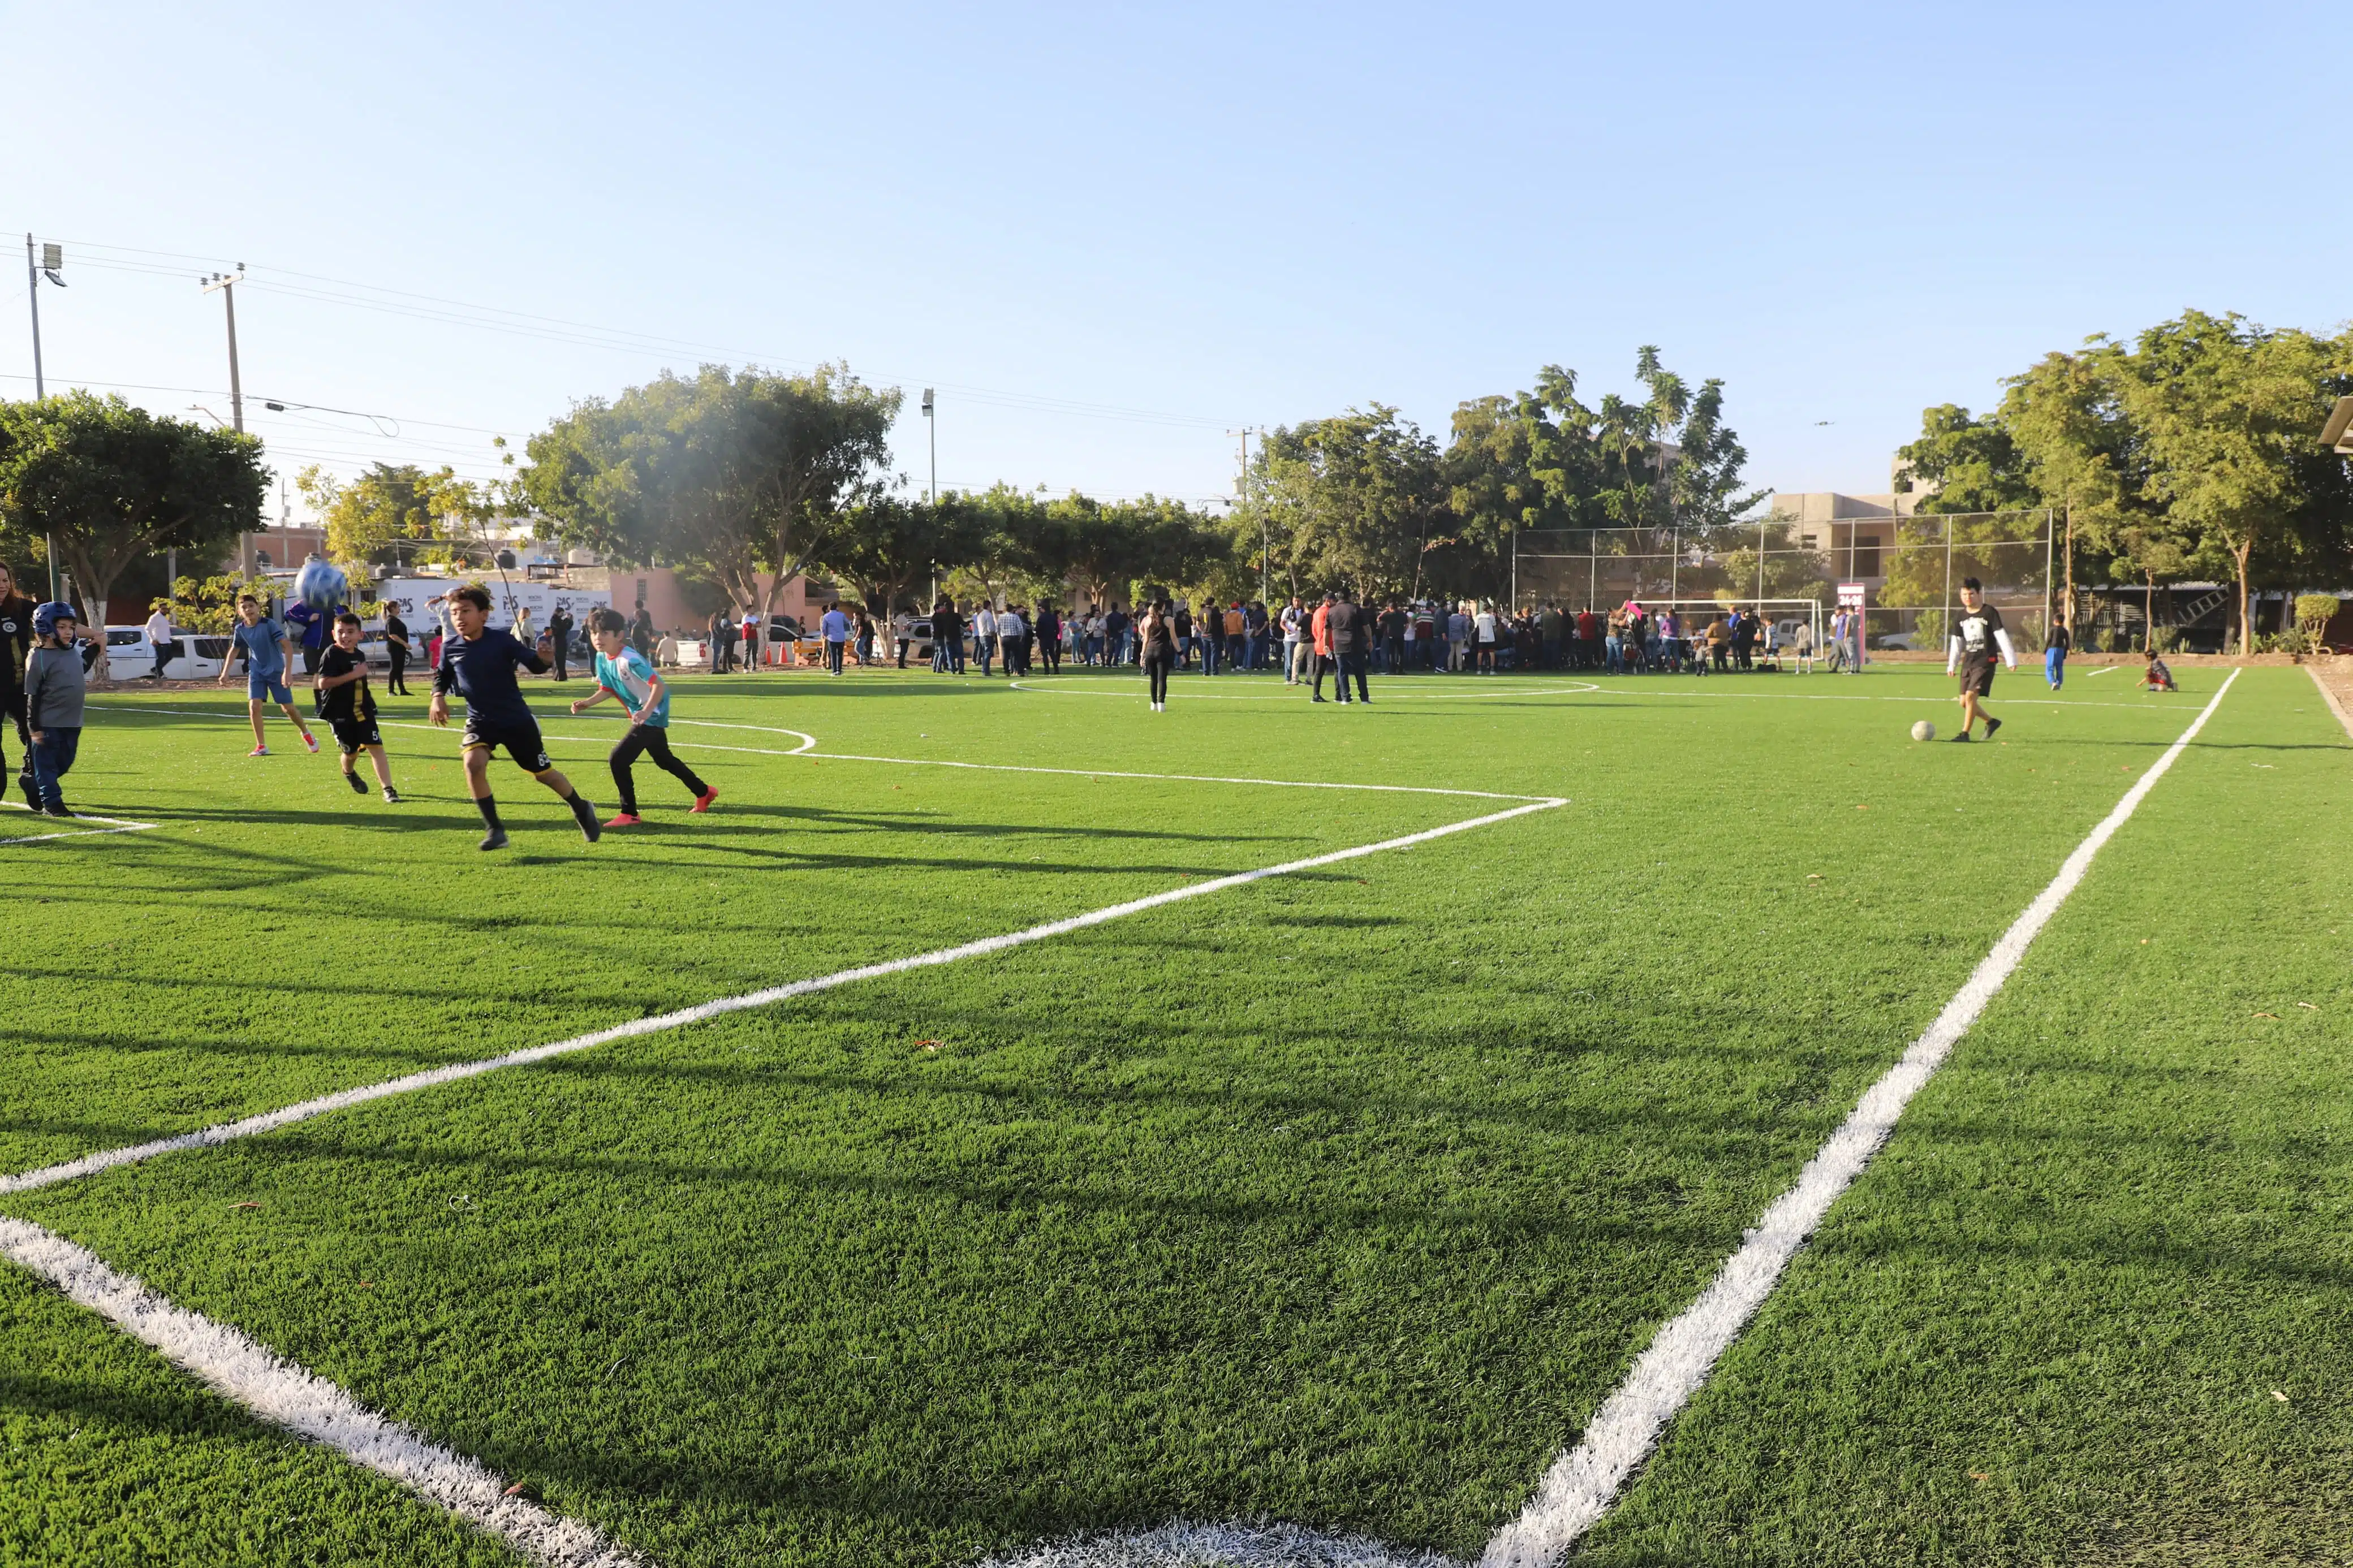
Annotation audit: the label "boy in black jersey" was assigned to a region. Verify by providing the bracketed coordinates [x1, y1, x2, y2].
[316, 613, 399, 802]
[428, 585, 600, 850]
[1944, 578, 2018, 742]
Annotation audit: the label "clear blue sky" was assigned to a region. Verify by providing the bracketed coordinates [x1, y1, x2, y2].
[4, 1, 2345, 517]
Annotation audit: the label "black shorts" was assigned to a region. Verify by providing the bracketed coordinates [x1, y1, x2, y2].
[461, 716, 551, 772]
[329, 718, 382, 754]
[1958, 658, 1996, 697]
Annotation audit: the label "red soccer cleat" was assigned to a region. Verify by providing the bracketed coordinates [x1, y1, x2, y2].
[691, 787, 718, 813]
[602, 811, 642, 828]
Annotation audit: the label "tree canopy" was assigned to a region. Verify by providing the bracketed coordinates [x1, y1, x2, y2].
[520, 364, 899, 616]
[1896, 312, 2353, 650]
[0, 392, 268, 674]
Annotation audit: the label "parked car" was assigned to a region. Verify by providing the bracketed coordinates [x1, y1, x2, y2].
[99, 626, 227, 680]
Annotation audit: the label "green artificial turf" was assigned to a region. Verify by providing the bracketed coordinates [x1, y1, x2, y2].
[1579, 668, 2353, 1566]
[3, 663, 2338, 1565]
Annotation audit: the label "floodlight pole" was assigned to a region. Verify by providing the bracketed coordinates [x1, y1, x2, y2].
[201, 269, 248, 432]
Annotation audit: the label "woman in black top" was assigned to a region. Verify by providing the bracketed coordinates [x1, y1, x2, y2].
[1140, 599, 1178, 711]
[383, 610, 412, 694]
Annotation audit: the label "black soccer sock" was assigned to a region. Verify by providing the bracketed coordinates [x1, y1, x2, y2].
[475, 795, 503, 831]
[563, 787, 597, 827]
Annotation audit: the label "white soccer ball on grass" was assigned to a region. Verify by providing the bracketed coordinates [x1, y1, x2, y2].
[1911, 719, 1936, 742]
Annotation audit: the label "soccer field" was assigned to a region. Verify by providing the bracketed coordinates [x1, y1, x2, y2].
[4, 663, 2348, 1567]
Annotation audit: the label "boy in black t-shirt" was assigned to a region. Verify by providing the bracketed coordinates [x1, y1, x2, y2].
[429, 584, 600, 850]
[316, 613, 399, 802]
[1944, 578, 2018, 741]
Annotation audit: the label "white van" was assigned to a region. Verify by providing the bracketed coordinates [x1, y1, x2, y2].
[101, 627, 229, 680]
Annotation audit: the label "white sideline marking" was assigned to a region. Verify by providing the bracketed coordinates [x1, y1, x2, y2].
[1, 796, 1561, 1199]
[980, 1521, 1451, 1567]
[84, 703, 1549, 803]
[1478, 668, 2240, 1568]
[0, 1216, 643, 1568]
[2082, 664, 2121, 676]
[0, 800, 157, 846]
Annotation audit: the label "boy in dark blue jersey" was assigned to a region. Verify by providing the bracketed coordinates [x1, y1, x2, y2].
[428, 585, 601, 850]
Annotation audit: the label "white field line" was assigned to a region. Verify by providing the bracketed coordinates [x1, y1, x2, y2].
[0, 799, 157, 846]
[84, 703, 1552, 804]
[1478, 668, 2241, 1568]
[2082, 663, 2122, 676]
[0, 1216, 643, 1568]
[1, 796, 1561, 1199]
[1006, 679, 2194, 714]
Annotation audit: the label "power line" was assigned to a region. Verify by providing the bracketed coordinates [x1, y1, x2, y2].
[23, 231, 1250, 433]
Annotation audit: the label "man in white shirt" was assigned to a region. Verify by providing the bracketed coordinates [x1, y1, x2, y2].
[995, 606, 1025, 676]
[144, 601, 176, 682]
[971, 603, 998, 676]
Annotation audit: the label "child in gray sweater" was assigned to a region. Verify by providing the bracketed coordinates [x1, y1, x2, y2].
[24, 602, 86, 817]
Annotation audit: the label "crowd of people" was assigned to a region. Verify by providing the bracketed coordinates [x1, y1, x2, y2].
[835, 595, 1837, 681]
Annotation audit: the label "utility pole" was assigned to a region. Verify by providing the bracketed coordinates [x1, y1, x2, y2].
[921, 388, 936, 503]
[1227, 427, 1262, 603]
[26, 236, 63, 599]
[201, 267, 248, 431]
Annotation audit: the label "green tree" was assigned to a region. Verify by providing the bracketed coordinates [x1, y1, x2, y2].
[522, 364, 900, 620]
[1251, 406, 1447, 601]
[161, 571, 279, 634]
[0, 392, 268, 677]
[2117, 311, 2346, 654]
[297, 461, 502, 570]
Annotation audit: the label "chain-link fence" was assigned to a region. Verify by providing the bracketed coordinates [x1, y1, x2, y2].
[1511, 511, 2056, 652]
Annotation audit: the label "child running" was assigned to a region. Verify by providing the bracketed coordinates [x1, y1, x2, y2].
[316, 612, 399, 802]
[217, 594, 319, 756]
[569, 607, 716, 826]
[23, 601, 85, 818]
[428, 584, 600, 850]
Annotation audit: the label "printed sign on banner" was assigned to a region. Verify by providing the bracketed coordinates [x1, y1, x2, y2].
[1836, 582, 1866, 610]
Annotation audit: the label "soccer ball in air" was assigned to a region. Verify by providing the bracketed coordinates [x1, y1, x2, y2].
[294, 558, 349, 612]
[1911, 720, 1937, 742]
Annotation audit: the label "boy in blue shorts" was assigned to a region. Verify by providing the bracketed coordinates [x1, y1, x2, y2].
[428, 584, 600, 851]
[570, 607, 716, 826]
[217, 594, 319, 757]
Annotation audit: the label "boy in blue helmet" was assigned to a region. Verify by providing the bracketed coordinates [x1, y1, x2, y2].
[23, 602, 85, 817]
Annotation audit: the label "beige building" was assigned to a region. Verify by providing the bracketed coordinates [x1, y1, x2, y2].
[1765, 491, 1920, 585]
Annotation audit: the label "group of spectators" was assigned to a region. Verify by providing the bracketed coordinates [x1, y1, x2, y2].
[860, 596, 1831, 679]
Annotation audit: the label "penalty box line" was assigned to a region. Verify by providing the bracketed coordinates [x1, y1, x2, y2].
[0, 793, 1562, 1568]
[0, 799, 156, 847]
[2, 792, 1561, 1197]
[1479, 668, 2242, 1568]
